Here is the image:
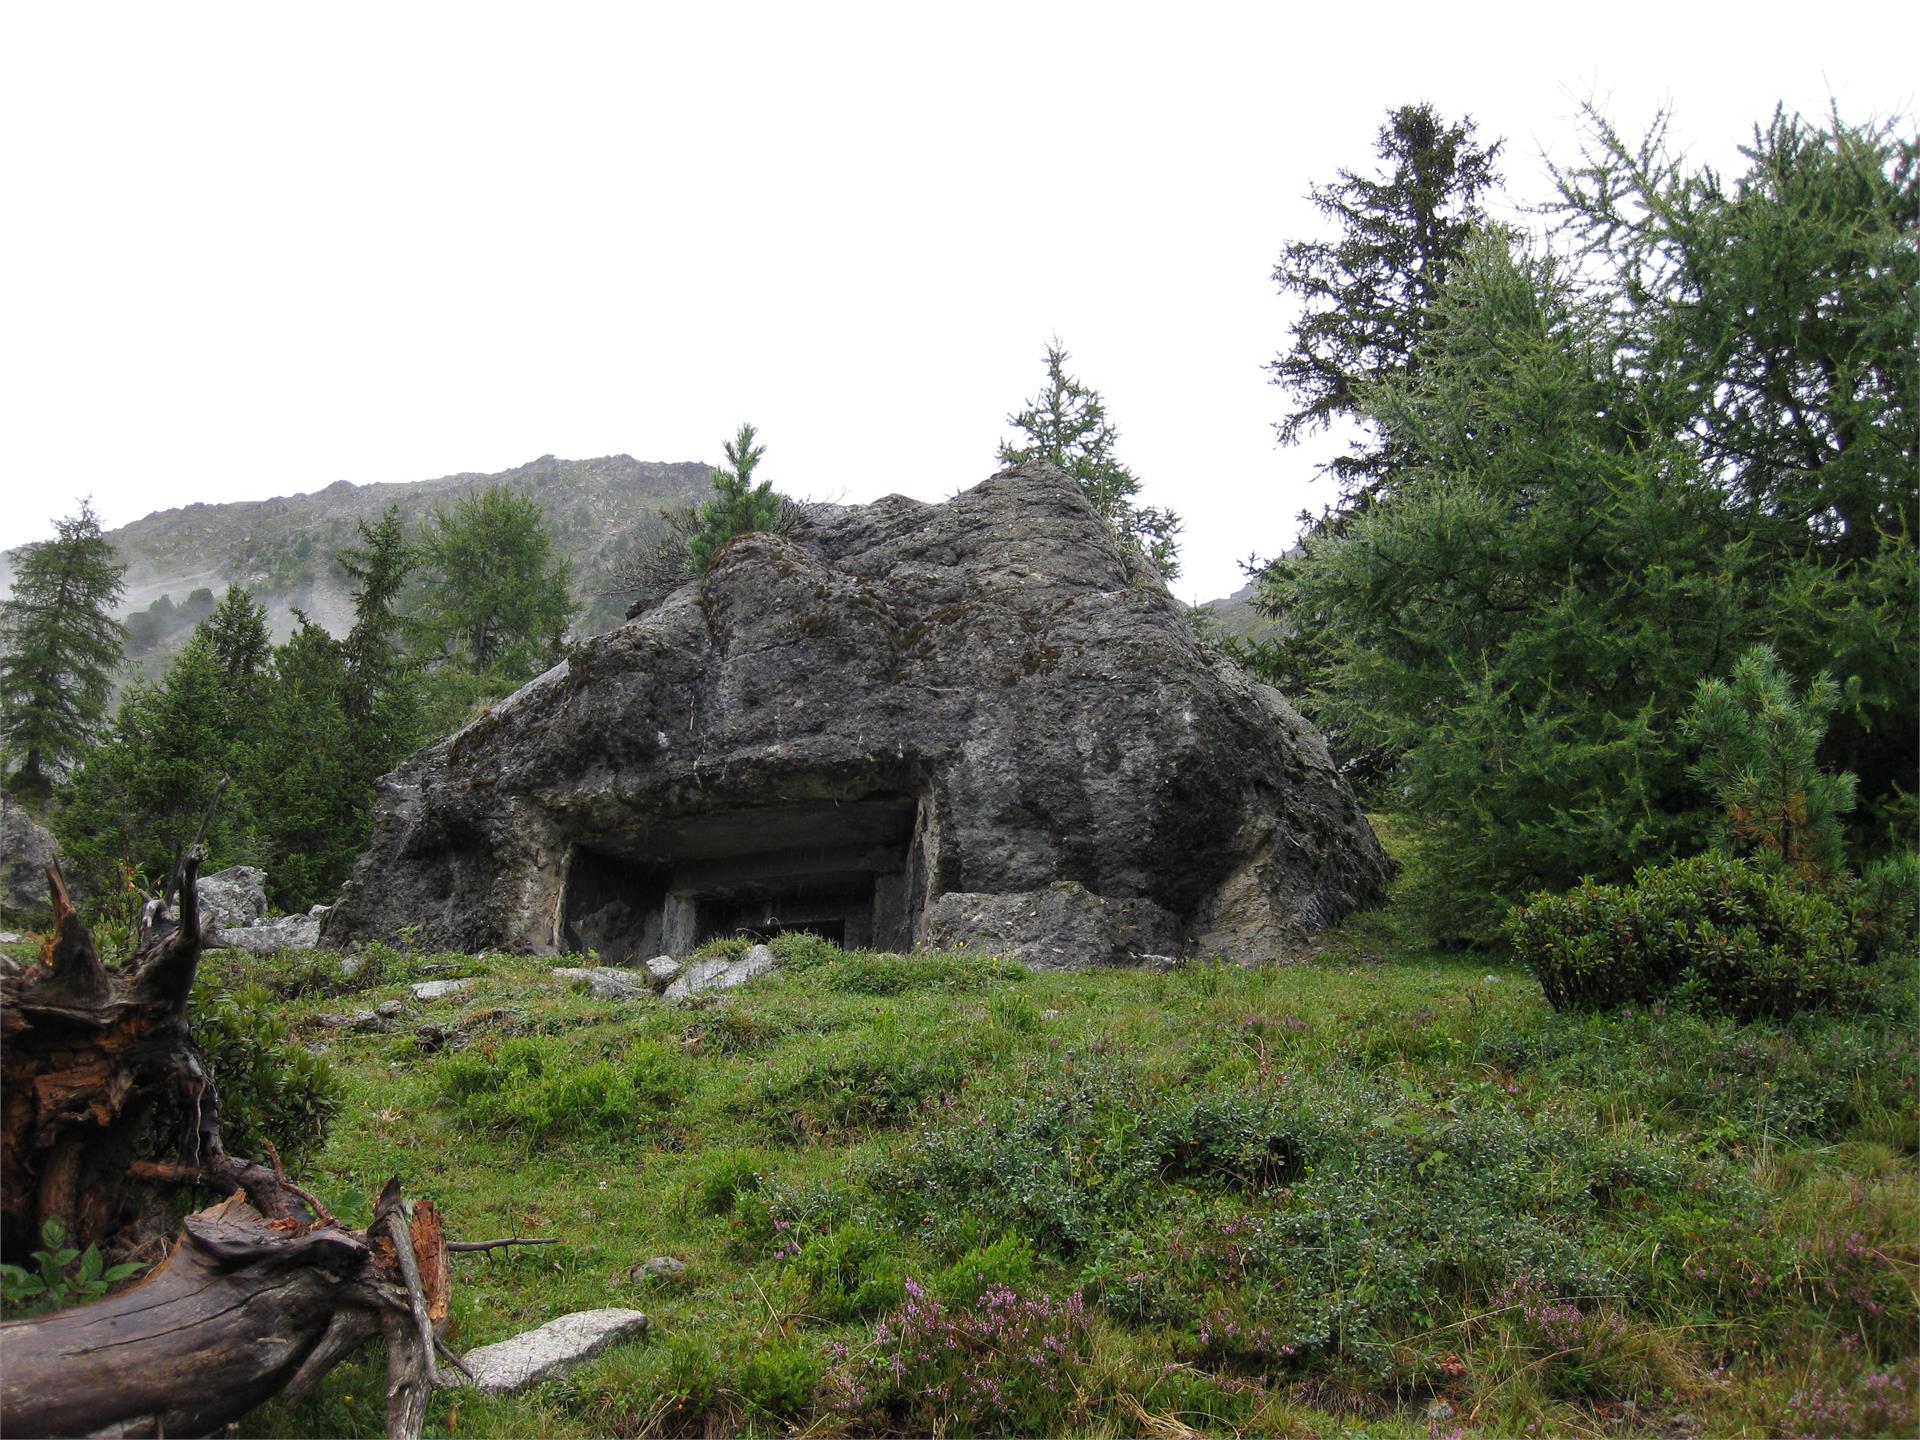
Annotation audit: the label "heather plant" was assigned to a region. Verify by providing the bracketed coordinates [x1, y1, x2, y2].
[1777, 1356, 1919, 1438]
[820, 1278, 1091, 1436]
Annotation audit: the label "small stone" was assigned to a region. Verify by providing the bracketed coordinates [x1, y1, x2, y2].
[1137, 953, 1180, 971]
[552, 966, 651, 1000]
[415, 1024, 449, 1053]
[643, 954, 682, 986]
[455, 1308, 649, 1394]
[1040, 1009, 1062, 1020]
[375, 999, 407, 1019]
[411, 978, 474, 1002]
[628, 1256, 687, 1281]
[0, 931, 21, 944]
[349, 1009, 386, 1032]
[1427, 1399, 1455, 1422]
[339, 954, 366, 981]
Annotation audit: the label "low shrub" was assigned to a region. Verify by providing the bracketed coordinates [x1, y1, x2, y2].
[1508, 852, 1867, 1019]
[438, 1035, 683, 1140]
[933, 1232, 1038, 1310]
[820, 1278, 1090, 1436]
[203, 940, 425, 1000]
[190, 980, 342, 1168]
[1847, 849, 1920, 961]
[788, 1221, 905, 1321]
[735, 1337, 825, 1423]
[748, 1021, 977, 1137]
[778, 944, 1026, 996]
[686, 1150, 768, 1217]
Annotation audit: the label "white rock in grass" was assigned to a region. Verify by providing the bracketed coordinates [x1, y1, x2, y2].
[662, 943, 775, 1002]
[410, 978, 474, 1001]
[456, 1308, 650, 1394]
[552, 966, 651, 1000]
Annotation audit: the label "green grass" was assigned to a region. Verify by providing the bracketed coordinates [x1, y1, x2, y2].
[8, 822, 1913, 1438]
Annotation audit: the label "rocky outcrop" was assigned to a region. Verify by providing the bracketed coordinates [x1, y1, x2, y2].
[326, 466, 1389, 966]
[0, 795, 60, 916]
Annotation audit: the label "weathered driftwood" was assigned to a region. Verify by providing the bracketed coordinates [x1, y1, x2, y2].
[0, 1189, 447, 1437]
[0, 844, 467, 1438]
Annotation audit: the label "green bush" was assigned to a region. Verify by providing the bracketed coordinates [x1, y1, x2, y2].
[735, 1338, 825, 1422]
[1847, 849, 1919, 961]
[438, 1035, 684, 1140]
[687, 1149, 768, 1216]
[934, 1232, 1038, 1310]
[777, 942, 1026, 996]
[748, 1021, 977, 1137]
[190, 981, 342, 1168]
[1509, 852, 1867, 1020]
[788, 1221, 906, 1321]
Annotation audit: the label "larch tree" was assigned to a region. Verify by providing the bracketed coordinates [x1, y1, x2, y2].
[412, 485, 576, 678]
[0, 503, 127, 800]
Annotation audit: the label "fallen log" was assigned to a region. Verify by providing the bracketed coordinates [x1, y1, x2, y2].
[0, 829, 483, 1438]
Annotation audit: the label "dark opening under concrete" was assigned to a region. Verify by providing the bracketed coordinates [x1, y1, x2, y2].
[560, 794, 923, 961]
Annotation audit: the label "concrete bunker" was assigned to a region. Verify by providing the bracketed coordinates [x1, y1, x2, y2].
[559, 793, 924, 962]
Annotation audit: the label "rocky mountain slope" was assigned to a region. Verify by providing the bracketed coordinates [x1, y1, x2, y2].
[1, 455, 712, 679]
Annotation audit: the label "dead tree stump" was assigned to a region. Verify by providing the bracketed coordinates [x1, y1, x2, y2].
[0, 850, 459, 1437]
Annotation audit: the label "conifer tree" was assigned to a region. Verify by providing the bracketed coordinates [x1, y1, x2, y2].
[1682, 646, 1858, 885]
[200, 586, 271, 684]
[250, 620, 361, 910]
[998, 342, 1181, 579]
[57, 636, 244, 892]
[0, 503, 127, 798]
[337, 505, 421, 761]
[687, 423, 784, 574]
[413, 485, 576, 677]
[1260, 103, 1914, 938]
[1269, 104, 1503, 510]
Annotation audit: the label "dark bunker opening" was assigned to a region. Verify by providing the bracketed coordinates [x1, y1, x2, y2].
[559, 794, 923, 963]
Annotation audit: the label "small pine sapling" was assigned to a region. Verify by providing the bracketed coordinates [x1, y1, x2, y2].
[1681, 644, 1857, 886]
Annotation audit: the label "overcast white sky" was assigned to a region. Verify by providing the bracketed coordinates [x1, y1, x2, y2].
[2, 2, 1913, 604]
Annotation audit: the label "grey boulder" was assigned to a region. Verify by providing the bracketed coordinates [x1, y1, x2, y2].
[924, 881, 1180, 969]
[325, 465, 1389, 966]
[196, 865, 269, 930]
[410, 978, 474, 1002]
[1, 795, 61, 915]
[213, 911, 323, 954]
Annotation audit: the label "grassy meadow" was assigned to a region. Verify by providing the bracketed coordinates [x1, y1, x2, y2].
[12, 821, 1918, 1439]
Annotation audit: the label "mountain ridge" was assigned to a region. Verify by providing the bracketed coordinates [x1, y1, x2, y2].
[2, 454, 713, 679]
